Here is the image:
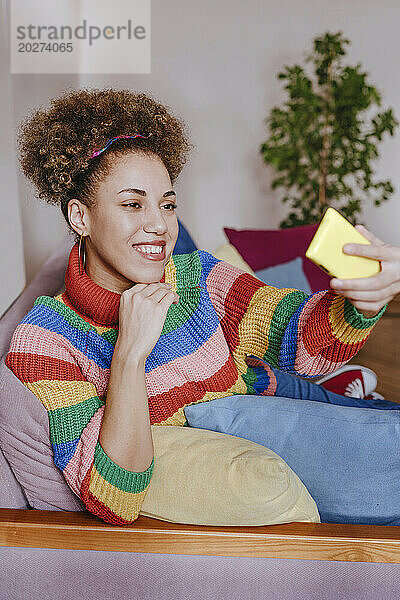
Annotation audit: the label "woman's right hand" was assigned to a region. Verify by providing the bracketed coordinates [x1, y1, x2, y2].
[116, 282, 179, 362]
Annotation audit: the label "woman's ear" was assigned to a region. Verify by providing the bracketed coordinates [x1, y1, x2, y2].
[68, 199, 89, 237]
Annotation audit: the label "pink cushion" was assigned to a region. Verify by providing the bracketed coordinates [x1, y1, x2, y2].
[224, 224, 331, 292]
[0, 355, 86, 511]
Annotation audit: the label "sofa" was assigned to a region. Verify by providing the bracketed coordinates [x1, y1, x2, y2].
[2, 226, 400, 600]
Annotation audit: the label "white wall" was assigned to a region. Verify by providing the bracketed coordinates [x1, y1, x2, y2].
[9, 0, 400, 285]
[0, 0, 25, 316]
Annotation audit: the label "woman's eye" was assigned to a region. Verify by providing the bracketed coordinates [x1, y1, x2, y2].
[123, 203, 177, 210]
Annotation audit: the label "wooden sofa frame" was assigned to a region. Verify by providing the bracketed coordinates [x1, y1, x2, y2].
[2, 508, 400, 563]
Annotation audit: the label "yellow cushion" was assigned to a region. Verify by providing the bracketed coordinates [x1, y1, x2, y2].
[212, 243, 256, 275]
[140, 425, 320, 526]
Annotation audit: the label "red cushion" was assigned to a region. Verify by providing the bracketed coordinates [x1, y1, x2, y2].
[223, 224, 331, 292]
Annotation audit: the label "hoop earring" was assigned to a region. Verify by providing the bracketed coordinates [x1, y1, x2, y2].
[78, 234, 86, 275]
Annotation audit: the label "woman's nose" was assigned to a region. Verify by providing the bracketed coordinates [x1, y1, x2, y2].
[142, 207, 168, 233]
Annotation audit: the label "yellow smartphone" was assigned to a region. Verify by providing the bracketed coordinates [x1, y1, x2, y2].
[305, 207, 381, 279]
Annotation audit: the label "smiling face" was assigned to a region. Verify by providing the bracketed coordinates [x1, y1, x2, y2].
[68, 151, 179, 293]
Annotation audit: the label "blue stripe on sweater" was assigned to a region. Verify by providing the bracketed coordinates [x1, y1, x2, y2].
[52, 439, 79, 471]
[278, 296, 309, 374]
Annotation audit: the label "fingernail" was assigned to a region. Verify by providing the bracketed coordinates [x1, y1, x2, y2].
[343, 244, 353, 253]
[331, 279, 341, 287]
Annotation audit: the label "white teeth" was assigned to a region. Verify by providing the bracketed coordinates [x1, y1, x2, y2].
[134, 245, 164, 254]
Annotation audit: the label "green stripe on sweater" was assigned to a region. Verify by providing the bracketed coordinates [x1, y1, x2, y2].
[242, 365, 259, 395]
[94, 441, 154, 493]
[343, 298, 387, 329]
[48, 395, 104, 444]
[162, 251, 203, 334]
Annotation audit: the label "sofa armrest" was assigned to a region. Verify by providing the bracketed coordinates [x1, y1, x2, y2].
[1, 508, 400, 563]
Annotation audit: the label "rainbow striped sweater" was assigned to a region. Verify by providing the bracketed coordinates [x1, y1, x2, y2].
[5, 242, 384, 525]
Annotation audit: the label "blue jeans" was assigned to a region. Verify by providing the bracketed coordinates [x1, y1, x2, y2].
[266, 365, 399, 410]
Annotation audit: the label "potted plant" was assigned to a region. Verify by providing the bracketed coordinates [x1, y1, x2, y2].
[260, 31, 398, 228]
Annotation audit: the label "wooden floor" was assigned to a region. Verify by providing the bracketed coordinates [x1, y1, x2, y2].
[348, 297, 400, 402]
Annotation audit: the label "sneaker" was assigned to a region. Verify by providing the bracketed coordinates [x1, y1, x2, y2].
[364, 391, 386, 401]
[315, 365, 378, 399]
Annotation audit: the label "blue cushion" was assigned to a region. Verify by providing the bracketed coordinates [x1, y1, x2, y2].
[173, 219, 198, 255]
[184, 395, 400, 525]
[254, 257, 312, 294]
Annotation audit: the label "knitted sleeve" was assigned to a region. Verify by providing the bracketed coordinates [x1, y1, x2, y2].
[5, 320, 154, 526]
[203, 252, 385, 378]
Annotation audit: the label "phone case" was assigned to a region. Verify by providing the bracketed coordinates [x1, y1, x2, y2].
[305, 207, 381, 279]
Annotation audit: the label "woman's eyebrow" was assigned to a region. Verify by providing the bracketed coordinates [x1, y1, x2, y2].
[118, 188, 176, 197]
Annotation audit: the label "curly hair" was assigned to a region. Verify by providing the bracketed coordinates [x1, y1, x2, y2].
[17, 88, 193, 242]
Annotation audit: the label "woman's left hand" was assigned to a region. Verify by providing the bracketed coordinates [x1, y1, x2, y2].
[329, 224, 400, 318]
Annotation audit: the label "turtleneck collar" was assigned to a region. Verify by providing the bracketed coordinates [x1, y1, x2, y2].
[64, 242, 167, 327]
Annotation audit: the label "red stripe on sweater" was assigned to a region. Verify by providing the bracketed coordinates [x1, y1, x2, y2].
[220, 273, 264, 354]
[147, 353, 239, 424]
[319, 339, 364, 363]
[5, 351, 85, 383]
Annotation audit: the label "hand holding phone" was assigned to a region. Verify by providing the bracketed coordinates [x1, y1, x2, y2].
[305, 208, 380, 279]
[305, 208, 400, 317]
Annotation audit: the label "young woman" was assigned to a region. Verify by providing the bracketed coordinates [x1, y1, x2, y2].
[6, 88, 400, 525]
